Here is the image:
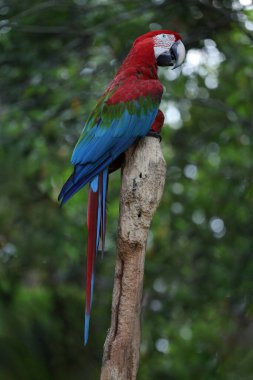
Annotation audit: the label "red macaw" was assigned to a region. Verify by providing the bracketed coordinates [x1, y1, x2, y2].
[59, 30, 185, 344]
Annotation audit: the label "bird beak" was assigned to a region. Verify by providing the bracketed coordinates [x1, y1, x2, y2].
[156, 40, 186, 69]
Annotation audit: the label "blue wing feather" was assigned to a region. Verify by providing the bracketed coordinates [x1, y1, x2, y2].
[59, 106, 158, 204]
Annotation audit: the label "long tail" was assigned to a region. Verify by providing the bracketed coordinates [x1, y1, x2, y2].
[84, 168, 108, 345]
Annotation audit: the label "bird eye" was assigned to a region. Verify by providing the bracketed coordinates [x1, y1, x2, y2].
[162, 34, 166, 38]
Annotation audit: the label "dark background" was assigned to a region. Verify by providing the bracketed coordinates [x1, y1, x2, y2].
[1, 0, 253, 379]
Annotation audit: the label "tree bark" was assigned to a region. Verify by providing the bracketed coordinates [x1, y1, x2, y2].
[100, 136, 166, 380]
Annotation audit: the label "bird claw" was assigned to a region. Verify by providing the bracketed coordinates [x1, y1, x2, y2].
[147, 131, 162, 142]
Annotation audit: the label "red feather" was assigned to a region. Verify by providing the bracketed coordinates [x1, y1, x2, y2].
[85, 185, 99, 342]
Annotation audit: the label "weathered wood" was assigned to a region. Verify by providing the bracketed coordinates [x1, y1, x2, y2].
[101, 136, 166, 380]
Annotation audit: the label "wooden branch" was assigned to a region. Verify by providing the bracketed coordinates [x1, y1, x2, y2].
[101, 136, 166, 380]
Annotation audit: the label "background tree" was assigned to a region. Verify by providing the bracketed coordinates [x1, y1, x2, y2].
[0, 0, 253, 379]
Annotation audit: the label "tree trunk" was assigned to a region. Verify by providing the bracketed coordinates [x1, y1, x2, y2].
[100, 136, 166, 380]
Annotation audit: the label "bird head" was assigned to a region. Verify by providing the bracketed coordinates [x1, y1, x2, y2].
[133, 30, 186, 69]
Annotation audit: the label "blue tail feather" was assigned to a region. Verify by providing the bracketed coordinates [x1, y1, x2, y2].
[83, 169, 109, 345]
[84, 313, 90, 346]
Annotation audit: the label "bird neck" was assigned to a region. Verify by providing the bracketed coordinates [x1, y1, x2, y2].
[116, 45, 158, 81]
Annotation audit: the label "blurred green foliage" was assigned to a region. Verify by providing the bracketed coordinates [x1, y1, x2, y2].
[1, 0, 253, 379]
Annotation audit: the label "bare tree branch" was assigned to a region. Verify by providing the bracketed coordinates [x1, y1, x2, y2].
[101, 136, 166, 380]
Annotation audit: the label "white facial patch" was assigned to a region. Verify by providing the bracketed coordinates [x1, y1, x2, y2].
[153, 34, 176, 58]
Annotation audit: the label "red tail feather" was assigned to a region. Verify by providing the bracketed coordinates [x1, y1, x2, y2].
[86, 187, 99, 316]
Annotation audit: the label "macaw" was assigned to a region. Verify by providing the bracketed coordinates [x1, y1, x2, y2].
[58, 30, 185, 344]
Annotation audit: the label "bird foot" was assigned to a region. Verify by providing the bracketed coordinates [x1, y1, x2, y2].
[147, 131, 162, 142]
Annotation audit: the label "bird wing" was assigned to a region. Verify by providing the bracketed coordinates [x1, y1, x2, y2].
[58, 79, 163, 204]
